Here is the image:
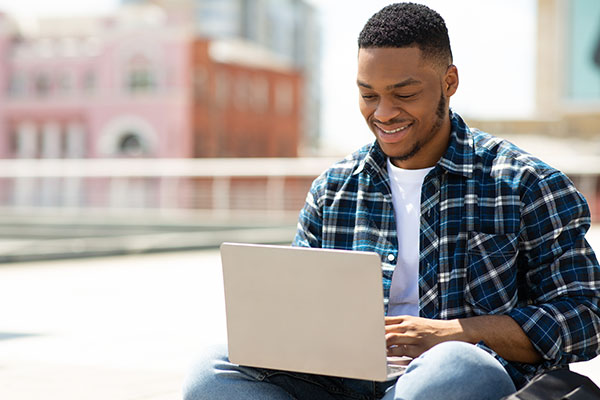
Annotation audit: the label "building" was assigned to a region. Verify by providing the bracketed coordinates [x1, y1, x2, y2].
[0, 7, 191, 160]
[0, 3, 303, 160]
[465, 0, 600, 221]
[0, 4, 305, 210]
[191, 39, 302, 157]
[122, 0, 321, 154]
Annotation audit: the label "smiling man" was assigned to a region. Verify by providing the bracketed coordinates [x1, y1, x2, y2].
[356, 47, 453, 169]
[183, 3, 600, 400]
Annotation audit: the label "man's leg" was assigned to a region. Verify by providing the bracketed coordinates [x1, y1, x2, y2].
[383, 341, 517, 400]
[182, 344, 293, 400]
[183, 344, 394, 400]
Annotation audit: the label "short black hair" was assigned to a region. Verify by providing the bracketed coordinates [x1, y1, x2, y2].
[358, 2, 452, 68]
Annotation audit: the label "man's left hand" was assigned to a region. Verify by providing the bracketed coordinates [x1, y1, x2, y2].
[385, 314, 543, 363]
[385, 315, 463, 358]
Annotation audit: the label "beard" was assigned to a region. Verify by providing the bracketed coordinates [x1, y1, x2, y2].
[389, 91, 447, 164]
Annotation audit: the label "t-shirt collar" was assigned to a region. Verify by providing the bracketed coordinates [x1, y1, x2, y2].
[359, 109, 474, 179]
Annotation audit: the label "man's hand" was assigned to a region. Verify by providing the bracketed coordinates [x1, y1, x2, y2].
[385, 315, 543, 363]
[385, 315, 463, 358]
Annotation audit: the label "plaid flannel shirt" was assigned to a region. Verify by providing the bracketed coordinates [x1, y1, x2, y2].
[292, 111, 600, 388]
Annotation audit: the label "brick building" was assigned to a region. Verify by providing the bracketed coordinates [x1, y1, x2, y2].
[190, 39, 302, 157]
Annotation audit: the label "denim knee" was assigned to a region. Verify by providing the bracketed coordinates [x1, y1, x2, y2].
[392, 341, 516, 400]
[182, 344, 229, 400]
[182, 344, 293, 400]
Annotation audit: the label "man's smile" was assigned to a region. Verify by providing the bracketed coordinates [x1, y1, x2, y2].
[378, 124, 412, 134]
[374, 122, 414, 143]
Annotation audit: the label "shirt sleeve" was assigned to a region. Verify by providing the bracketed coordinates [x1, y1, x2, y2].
[292, 176, 324, 248]
[508, 171, 600, 366]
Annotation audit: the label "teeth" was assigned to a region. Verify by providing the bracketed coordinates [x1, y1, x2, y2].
[381, 124, 410, 134]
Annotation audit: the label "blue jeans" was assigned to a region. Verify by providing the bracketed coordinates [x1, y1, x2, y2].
[183, 341, 516, 400]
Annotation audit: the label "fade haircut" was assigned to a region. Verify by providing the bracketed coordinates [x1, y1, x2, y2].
[358, 2, 453, 68]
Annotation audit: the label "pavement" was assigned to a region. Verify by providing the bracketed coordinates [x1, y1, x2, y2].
[1, 228, 600, 400]
[0, 250, 227, 400]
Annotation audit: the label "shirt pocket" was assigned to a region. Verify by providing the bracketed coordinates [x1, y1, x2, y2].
[465, 232, 519, 315]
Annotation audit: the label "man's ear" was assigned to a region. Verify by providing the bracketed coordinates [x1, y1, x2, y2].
[444, 65, 459, 97]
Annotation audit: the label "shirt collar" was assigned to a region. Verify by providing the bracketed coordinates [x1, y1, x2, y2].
[437, 110, 474, 178]
[357, 110, 474, 179]
[354, 141, 387, 177]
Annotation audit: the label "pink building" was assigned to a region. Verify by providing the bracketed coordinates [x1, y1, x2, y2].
[0, 5, 305, 210]
[0, 7, 194, 160]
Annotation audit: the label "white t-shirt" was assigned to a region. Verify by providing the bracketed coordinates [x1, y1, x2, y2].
[386, 159, 433, 317]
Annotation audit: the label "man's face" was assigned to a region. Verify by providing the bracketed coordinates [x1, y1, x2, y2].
[357, 47, 458, 169]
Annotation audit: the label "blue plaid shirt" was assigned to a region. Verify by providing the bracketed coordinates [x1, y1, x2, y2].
[293, 111, 600, 388]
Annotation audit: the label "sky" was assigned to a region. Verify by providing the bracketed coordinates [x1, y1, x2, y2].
[0, 0, 537, 154]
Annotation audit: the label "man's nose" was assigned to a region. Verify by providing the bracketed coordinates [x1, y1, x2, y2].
[373, 99, 399, 123]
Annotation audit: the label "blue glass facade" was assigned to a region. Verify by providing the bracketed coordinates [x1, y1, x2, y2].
[567, 0, 600, 100]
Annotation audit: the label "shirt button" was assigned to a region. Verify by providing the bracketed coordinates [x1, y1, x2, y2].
[387, 254, 396, 262]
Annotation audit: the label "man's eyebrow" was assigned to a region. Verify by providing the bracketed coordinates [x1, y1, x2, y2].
[387, 78, 421, 90]
[356, 78, 422, 90]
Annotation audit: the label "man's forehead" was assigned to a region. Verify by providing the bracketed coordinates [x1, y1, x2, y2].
[357, 47, 442, 83]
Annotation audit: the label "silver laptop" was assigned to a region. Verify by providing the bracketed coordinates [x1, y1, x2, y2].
[220, 242, 408, 381]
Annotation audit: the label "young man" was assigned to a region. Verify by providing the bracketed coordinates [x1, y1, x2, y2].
[183, 3, 600, 399]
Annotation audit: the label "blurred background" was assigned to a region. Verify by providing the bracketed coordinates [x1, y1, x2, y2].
[0, 0, 598, 261]
[0, 1, 599, 399]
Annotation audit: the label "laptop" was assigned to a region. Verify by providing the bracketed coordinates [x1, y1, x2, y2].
[220, 242, 409, 382]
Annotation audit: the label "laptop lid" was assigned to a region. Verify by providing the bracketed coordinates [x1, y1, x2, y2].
[220, 242, 390, 381]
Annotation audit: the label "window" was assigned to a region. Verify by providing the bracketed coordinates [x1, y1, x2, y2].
[215, 70, 229, 108]
[8, 128, 19, 157]
[8, 72, 26, 97]
[234, 74, 250, 110]
[34, 73, 51, 97]
[194, 66, 208, 100]
[117, 132, 147, 157]
[127, 55, 156, 93]
[57, 71, 74, 94]
[275, 80, 294, 114]
[251, 76, 269, 112]
[82, 70, 96, 93]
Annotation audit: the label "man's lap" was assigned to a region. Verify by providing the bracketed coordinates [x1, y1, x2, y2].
[183, 341, 516, 400]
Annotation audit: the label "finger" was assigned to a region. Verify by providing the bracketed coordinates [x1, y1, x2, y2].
[385, 316, 405, 325]
[387, 343, 415, 358]
[385, 332, 416, 348]
[389, 342, 425, 359]
[385, 324, 408, 334]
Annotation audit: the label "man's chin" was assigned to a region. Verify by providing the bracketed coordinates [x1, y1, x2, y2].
[378, 140, 420, 162]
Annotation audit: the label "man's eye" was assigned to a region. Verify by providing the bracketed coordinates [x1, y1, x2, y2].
[395, 94, 415, 99]
[361, 94, 376, 100]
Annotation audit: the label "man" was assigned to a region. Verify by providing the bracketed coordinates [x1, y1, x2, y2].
[184, 3, 600, 399]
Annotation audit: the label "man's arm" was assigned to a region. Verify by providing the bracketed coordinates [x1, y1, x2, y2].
[507, 171, 600, 365]
[388, 171, 600, 367]
[385, 314, 542, 363]
[292, 178, 323, 248]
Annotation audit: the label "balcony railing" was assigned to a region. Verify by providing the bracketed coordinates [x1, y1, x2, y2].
[0, 157, 598, 222]
[0, 158, 339, 223]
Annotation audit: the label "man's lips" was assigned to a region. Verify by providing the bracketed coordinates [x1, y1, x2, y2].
[374, 122, 413, 143]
